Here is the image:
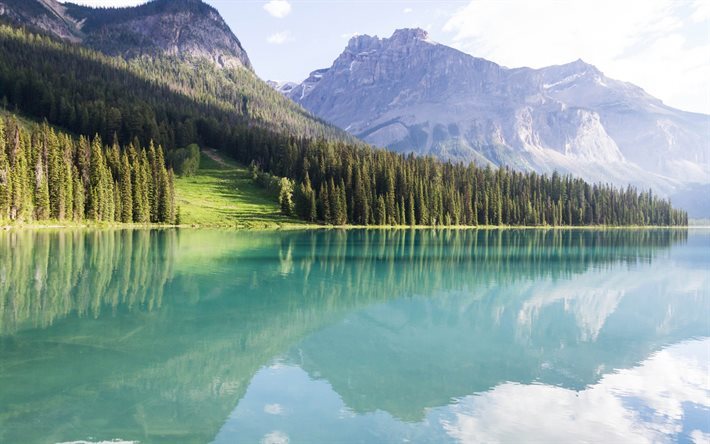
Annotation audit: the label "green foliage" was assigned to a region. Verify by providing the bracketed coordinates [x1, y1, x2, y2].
[168, 143, 200, 176]
[0, 116, 175, 224]
[278, 177, 295, 216]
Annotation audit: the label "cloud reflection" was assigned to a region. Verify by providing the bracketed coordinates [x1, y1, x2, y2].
[441, 338, 710, 443]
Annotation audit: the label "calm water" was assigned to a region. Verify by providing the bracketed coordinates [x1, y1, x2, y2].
[0, 229, 708, 444]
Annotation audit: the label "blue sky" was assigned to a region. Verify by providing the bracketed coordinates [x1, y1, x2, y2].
[63, 0, 710, 114]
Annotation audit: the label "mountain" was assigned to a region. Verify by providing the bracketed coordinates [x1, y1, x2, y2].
[0, 0, 252, 69]
[288, 28, 710, 199]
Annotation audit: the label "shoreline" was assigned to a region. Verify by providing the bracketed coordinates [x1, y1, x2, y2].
[0, 222, 699, 231]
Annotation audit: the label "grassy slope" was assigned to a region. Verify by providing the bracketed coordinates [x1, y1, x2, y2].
[174, 151, 307, 228]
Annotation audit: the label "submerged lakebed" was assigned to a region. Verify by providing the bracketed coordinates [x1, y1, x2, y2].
[0, 228, 708, 443]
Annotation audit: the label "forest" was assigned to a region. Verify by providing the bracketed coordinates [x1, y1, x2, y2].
[0, 117, 176, 224]
[0, 23, 687, 226]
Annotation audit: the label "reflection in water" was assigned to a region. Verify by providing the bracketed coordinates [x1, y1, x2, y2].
[0, 228, 706, 444]
[442, 339, 710, 443]
[217, 338, 710, 444]
[0, 229, 176, 334]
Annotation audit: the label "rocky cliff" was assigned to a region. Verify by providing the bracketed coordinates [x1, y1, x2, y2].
[0, 0, 252, 69]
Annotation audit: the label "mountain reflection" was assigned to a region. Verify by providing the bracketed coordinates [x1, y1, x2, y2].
[0, 228, 704, 444]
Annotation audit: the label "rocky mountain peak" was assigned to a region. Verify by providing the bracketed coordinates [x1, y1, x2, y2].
[390, 27, 429, 44]
[343, 33, 377, 52]
[0, 0, 252, 70]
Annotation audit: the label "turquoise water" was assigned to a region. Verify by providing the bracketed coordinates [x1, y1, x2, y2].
[0, 229, 708, 443]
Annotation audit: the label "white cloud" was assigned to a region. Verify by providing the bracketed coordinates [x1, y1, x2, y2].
[443, 0, 710, 114]
[403, 7, 413, 14]
[267, 31, 292, 45]
[263, 0, 292, 19]
[58, 0, 147, 6]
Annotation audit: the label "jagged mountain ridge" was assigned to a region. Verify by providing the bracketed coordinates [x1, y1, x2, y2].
[0, 0, 252, 69]
[288, 29, 709, 196]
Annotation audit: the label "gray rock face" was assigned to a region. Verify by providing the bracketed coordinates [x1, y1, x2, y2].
[0, 0, 252, 70]
[0, 0, 83, 42]
[290, 28, 709, 196]
[267, 80, 299, 95]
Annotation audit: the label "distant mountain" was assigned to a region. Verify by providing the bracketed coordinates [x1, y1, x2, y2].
[289, 28, 710, 199]
[0, 0, 252, 69]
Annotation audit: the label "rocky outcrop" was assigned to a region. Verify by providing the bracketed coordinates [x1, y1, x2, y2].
[0, 0, 252, 70]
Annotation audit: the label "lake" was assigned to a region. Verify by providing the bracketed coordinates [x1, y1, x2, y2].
[0, 228, 708, 444]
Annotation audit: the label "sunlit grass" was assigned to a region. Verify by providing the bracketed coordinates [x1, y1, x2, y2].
[174, 153, 306, 228]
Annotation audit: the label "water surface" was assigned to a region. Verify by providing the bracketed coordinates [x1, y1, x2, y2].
[0, 229, 708, 443]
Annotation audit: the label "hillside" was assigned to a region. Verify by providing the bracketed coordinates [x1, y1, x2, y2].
[0, 0, 355, 148]
[175, 150, 305, 228]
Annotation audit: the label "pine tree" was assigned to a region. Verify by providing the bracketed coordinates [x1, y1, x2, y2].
[407, 192, 415, 226]
[148, 142, 159, 222]
[353, 168, 369, 225]
[63, 144, 74, 220]
[119, 151, 133, 223]
[296, 173, 317, 222]
[35, 160, 50, 220]
[278, 177, 294, 216]
[113, 180, 122, 222]
[88, 135, 105, 220]
[46, 126, 63, 219]
[138, 149, 151, 223]
[72, 166, 84, 221]
[155, 146, 171, 222]
[318, 182, 331, 223]
[375, 195, 386, 226]
[167, 169, 176, 224]
[338, 180, 348, 225]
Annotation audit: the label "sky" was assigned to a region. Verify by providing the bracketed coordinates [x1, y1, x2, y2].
[62, 0, 710, 114]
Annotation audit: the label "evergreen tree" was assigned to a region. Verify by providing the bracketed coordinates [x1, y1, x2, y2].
[375, 195, 386, 226]
[318, 182, 331, 223]
[278, 177, 294, 216]
[156, 146, 171, 223]
[72, 166, 84, 221]
[119, 151, 133, 223]
[34, 153, 50, 220]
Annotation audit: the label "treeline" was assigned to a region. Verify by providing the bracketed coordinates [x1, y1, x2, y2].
[0, 23, 687, 226]
[246, 140, 687, 226]
[0, 117, 176, 223]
